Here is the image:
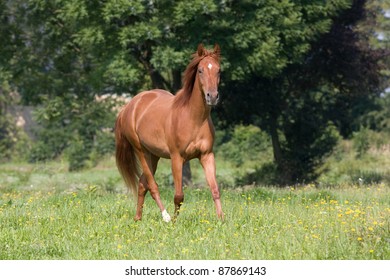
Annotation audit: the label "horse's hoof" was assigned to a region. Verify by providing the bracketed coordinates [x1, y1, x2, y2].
[162, 209, 171, 222]
[134, 216, 142, 222]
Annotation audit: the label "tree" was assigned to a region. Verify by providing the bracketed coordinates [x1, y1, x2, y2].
[10, 0, 381, 185]
[355, 0, 390, 134]
[0, 0, 28, 160]
[216, 0, 386, 184]
[8, 1, 138, 169]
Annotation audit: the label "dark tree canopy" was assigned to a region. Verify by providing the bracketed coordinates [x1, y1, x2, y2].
[216, 0, 387, 183]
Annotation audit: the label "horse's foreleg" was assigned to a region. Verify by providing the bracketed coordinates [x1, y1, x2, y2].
[200, 153, 224, 219]
[171, 156, 184, 220]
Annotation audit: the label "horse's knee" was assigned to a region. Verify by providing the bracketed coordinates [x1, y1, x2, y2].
[211, 189, 220, 201]
[138, 175, 149, 192]
[148, 183, 161, 200]
[138, 184, 148, 196]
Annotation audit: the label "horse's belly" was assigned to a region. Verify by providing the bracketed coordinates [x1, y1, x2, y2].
[141, 136, 170, 159]
[137, 113, 171, 158]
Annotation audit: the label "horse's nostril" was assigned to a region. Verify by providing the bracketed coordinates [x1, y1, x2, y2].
[216, 93, 219, 99]
[207, 93, 210, 97]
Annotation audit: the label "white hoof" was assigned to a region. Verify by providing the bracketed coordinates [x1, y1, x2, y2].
[162, 209, 171, 222]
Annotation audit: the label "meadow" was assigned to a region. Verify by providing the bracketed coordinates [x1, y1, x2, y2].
[0, 158, 389, 260]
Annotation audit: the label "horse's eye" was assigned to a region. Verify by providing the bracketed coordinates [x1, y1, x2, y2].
[198, 68, 203, 74]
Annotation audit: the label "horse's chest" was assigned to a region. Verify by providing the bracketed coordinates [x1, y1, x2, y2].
[184, 141, 200, 159]
[182, 132, 213, 159]
[170, 115, 214, 159]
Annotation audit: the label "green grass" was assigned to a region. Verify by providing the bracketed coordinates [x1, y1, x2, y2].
[0, 159, 389, 260]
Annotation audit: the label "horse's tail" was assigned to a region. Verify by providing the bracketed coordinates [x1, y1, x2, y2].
[115, 110, 139, 197]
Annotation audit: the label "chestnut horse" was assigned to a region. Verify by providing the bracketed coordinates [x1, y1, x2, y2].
[115, 44, 223, 222]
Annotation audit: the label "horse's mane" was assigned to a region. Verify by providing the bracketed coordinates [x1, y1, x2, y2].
[173, 45, 221, 108]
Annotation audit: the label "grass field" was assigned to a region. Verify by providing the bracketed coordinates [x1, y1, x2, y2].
[0, 158, 389, 260]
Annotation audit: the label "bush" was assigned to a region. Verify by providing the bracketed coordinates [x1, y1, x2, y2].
[0, 90, 30, 161]
[29, 95, 120, 171]
[0, 114, 17, 160]
[65, 136, 90, 171]
[235, 162, 278, 186]
[217, 125, 274, 186]
[218, 124, 272, 167]
[352, 127, 371, 158]
[317, 128, 390, 185]
[0, 113, 30, 161]
[29, 127, 69, 162]
[89, 128, 116, 166]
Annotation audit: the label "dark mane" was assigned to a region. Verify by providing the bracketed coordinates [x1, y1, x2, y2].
[173, 47, 220, 108]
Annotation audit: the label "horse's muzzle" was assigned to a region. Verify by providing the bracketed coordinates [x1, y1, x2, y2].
[206, 92, 219, 106]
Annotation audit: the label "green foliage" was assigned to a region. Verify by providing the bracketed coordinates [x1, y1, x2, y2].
[351, 125, 390, 159]
[283, 119, 342, 183]
[11, 0, 355, 97]
[318, 129, 390, 186]
[0, 78, 30, 161]
[65, 135, 89, 172]
[363, 0, 390, 50]
[0, 113, 20, 160]
[217, 0, 385, 184]
[3, 0, 387, 184]
[216, 125, 276, 186]
[29, 95, 120, 171]
[233, 162, 279, 187]
[352, 127, 371, 158]
[219, 125, 272, 167]
[0, 2, 28, 161]
[91, 129, 116, 161]
[360, 92, 390, 134]
[103, 53, 144, 91]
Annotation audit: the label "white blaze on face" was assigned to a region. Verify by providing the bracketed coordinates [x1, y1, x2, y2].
[208, 63, 213, 70]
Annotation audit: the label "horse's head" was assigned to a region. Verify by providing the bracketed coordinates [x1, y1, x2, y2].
[197, 44, 221, 106]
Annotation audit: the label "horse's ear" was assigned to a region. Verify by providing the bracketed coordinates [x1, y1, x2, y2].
[213, 43, 221, 57]
[197, 43, 205, 56]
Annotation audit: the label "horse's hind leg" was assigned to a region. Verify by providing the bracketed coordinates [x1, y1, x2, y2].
[134, 174, 148, 221]
[134, 154, 161, 221]
[136, 151, 170, 222]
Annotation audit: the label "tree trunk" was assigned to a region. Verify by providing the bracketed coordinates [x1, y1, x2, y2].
[269, 115, 292, 185]
[135, 44, 168, 90]
[172, 69, 182, 93]
[143, 61, 166, 89]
